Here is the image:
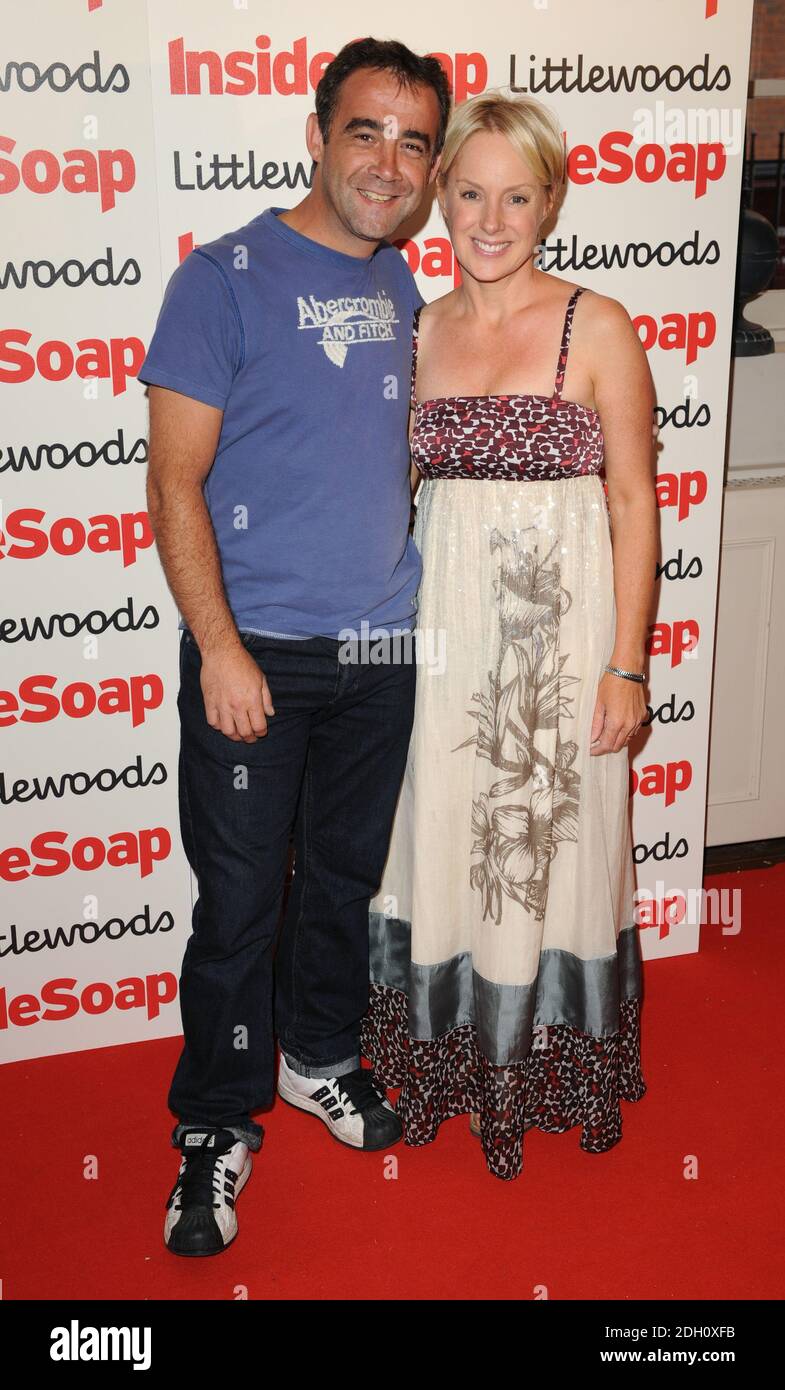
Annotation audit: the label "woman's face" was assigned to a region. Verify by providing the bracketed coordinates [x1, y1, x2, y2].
[438, 129, 553, 283]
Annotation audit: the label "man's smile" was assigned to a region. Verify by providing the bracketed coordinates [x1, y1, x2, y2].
[356, 188, 399, 204]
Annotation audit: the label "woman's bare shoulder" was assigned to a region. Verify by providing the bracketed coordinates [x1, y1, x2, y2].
[575, 286, 636, 339]
[577, 288, 653, 402]
[417, 290, 460, 326]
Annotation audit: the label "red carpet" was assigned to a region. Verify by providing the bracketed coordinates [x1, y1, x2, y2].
[3, 863, 784, 1301]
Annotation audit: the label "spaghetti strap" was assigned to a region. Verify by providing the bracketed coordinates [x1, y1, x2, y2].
[552, 286, 584, 401]
[410, 305, 422, 409]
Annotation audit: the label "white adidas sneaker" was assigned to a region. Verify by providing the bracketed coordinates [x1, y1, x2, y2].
[277, 1055, 402, 1150]
[164, 1127, 253, 1257]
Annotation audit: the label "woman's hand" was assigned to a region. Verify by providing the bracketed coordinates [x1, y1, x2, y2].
[590, 672, 647, 755]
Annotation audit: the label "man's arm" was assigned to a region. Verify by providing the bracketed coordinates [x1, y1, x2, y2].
[146, 384, 275, 743]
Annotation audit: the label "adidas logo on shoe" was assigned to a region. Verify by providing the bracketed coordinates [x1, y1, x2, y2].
[164, 1127, 253, 1257]
[277, 1055, 402, 1151]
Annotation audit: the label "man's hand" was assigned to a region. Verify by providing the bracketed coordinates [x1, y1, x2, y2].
[199, 641, 276, 742]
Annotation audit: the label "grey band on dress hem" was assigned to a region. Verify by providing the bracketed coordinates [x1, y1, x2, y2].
[369, 911, 643, 1065]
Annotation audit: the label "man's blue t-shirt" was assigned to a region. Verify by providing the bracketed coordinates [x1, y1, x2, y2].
[138, 207, 424, 639]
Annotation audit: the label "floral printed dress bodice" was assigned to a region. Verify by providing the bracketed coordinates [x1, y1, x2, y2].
[409, 286, 605, 483]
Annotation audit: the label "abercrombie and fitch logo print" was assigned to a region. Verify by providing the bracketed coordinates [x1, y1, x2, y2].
[296, 290, 398, 367]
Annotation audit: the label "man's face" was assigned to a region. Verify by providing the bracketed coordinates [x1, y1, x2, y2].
[309, 66, 442, 248]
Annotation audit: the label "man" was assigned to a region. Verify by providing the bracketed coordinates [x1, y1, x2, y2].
[138, 37, 450, 1256]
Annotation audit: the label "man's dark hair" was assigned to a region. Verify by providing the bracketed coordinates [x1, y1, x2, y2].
[315, 37, 452, 162]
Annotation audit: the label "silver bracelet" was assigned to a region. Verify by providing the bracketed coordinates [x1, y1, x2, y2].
[604, 664, 645, 684]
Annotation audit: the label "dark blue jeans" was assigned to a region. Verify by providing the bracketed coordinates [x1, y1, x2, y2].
[169, 627, 415, 1151]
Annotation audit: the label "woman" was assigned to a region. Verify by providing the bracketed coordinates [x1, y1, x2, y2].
[361, 91, 657, 1180]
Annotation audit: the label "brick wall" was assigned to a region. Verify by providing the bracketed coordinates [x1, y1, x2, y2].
[747, 0, 785, 160]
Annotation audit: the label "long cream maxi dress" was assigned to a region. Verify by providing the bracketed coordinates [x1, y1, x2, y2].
[361, 287, 646, 1180]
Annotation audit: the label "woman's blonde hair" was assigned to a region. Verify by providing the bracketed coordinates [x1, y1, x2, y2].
[437, 90, 566, 213]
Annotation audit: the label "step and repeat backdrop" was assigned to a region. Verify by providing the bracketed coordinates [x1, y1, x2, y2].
[1, 0, 753, 1061]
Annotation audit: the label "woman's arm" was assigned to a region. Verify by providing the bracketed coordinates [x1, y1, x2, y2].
[585, 294, 659, 755]
[409, 404, 421, 502]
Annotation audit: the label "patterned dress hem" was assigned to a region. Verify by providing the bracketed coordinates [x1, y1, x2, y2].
[361, 981, 646, 1181]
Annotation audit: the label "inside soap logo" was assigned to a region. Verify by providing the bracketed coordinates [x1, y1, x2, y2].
[296, 290, 398, 367]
